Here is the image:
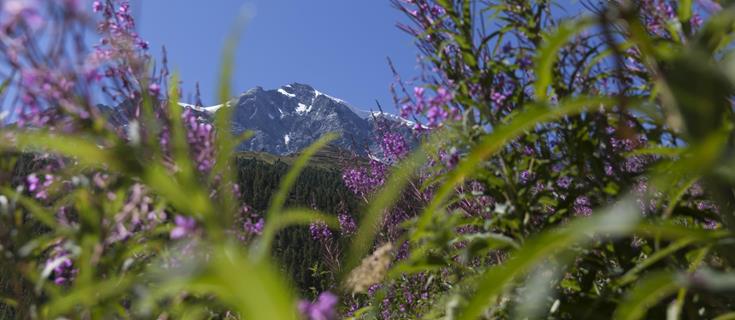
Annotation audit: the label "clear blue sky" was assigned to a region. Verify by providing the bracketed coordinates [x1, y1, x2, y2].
[136, 0, 419, 112]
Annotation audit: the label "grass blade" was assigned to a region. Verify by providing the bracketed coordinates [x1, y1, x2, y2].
[614, 272, 680, 320]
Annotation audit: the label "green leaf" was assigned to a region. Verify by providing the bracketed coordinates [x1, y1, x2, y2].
[165, 74, 198, 187]
[0, 296, 17, 308]
[0, 78, 10, 96]
[147, 244, 297, 320]
[456, 232, 520, 250]
[0, 131, 126, 171]
[631, 223, 729, 241]
[693, 8, 735, 54]
[43, 276, 133, 318]
[143, 163, 210, 217]
[458, 198, 641, 320]
[678, 0, 693, 23]
[534, 17, 595, 101]
[616, 238, 696, 286]
[662, 51, 733, 141]
[626, 146, 683, 158]
[209, 7, 253, 225]
[714, 312, 735, 320]
[613, 272, 681, 320]
[2, 187, 58, 229]
[670, 247, 711, 320]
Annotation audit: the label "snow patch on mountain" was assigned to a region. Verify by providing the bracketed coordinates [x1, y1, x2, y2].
[366, 111, 416, 127]
[314, 89, 346, 104]
[296, 103, 312, 114]
[278, 88, 296, 98]
[178, 102, 229, 113]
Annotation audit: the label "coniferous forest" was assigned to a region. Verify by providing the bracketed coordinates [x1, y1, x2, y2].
[235, 155, 360, 296]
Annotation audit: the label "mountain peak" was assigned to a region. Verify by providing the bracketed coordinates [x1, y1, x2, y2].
[243, 86, 265, 95]
[284, 82, 314, 91]
[174, 83, 415, 155]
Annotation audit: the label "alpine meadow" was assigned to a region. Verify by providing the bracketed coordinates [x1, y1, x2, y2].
[3, 0, 735, 319]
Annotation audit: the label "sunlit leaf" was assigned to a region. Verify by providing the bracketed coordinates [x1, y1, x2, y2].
[614, 272, 681, 320]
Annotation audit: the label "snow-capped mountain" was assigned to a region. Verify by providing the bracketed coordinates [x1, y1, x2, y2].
[183, 83, 414, 155]
[100, 83, 414, 155]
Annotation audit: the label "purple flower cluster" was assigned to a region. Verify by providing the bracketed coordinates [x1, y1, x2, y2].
[556, 176, 572, 189]
[610, 132, 646, 153]
[400, 86, 459, 128]
[439, 147, 460, 169]
[182, 108, 216, 172]
[26, 173, 54, 200]
[573, 196, 592, 217]
[405, 1, 446, 23]
[4, 0, 157, 130]
[108, 183, 166, 243]
[632, 178, 665, 214]
[87, 0, 152, 102]
[641, 0, 676, 35]
[606, 126, 652, 173]
[457, 181, 495, 218]
[397, 0, 448, 37]
[45, 244, 77, 286]
[298, 292, 338, 320]
[338, 212, 357, 236]
[491, 90, 508, 110]
[309, 220, 333, 242]
[634, 0, 709, 36]
[148, 83, 161, 97]
[519, 170, 535, 185]
[342, 160, 387, 197]
[16, 68, 77, 127]
[170, 215, 197, 239]
[381, 207, 412, 243]
[380, 131, 409, 162]
[1, 0, 46, 31]
[94, 0, 149, 52]
[359, 272, 435, 319]
[243, 215, 265, 236]
[696, 200, 719, 213]
[21, 69, 74, 100]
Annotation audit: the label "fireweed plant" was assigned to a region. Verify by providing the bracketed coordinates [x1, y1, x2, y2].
[339, 0, 735, 319]
[1, 0, 735, 319]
